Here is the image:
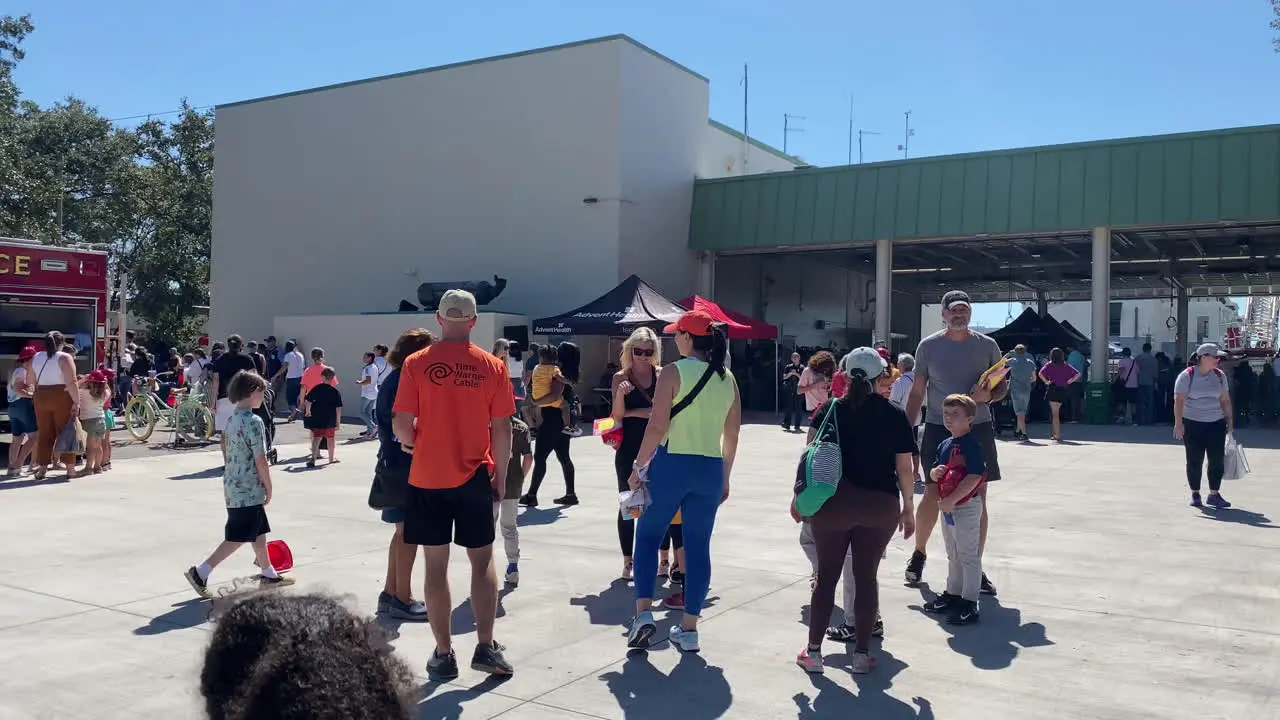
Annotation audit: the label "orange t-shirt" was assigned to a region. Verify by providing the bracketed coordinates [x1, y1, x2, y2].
[300, 364, 337, 395]
[393, 341, 516, 490]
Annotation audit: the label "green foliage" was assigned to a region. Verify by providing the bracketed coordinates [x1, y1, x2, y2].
[0, 14, 212, 351]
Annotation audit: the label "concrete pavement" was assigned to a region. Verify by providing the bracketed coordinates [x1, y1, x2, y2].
[0, 421, 1277, 719]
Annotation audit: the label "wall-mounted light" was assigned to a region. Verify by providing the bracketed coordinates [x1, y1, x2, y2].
[582, 197, 638, 206]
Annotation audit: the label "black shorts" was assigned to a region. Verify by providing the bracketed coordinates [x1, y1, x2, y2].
[403, 467, 496, 549]
[225, 505, 271, 543]
[920, 421, 1002, 482]
[911, 425, 921, 457]
[1046, 385, 1067, 405]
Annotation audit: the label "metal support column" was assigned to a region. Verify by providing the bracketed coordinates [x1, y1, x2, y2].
[1090, 227, 1111, 376]
[1176, 288, 1189, 360]
[696, 252, 717, 300]
[1036, 290, 1048, 317]
[874, 238, 892, 346]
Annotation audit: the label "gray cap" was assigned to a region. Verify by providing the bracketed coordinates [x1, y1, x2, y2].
[1194, 343, 1227, 357]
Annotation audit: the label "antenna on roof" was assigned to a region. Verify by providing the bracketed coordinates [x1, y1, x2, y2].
[741, 63, 749, 175]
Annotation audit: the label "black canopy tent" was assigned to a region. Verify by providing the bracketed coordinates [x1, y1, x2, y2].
[987, 308, 1085, 355]
[532, 275, 685, 335]
[1058, 319, 1092, 348]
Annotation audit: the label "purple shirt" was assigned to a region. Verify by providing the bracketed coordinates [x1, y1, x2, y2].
[1039, 362, 1079, 387]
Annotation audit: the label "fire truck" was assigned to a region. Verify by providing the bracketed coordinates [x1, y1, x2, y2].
[0, 238, 110, 424]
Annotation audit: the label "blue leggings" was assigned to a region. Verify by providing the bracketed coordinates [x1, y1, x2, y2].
[633, 447, 723, 616]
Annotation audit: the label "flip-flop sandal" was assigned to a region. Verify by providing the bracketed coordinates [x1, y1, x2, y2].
[306, 459, 316, 468]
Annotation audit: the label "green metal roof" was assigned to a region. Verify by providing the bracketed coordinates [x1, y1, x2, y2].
[690, 124, 1280, 251]
[218, 35, 705, 110]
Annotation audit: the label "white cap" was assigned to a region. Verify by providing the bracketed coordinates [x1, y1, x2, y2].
[1194, 343, 1227, 358]
[437, 289, 477, 322]
[840, 346, 887, 380]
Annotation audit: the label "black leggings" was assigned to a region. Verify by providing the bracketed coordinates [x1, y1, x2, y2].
[528, 407, 575, 497]
[615, 443, 681, 557]
[1183, 418, 1227, 493]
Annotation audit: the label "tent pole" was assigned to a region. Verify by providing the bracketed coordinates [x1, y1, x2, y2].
[775, 324, 781, 414]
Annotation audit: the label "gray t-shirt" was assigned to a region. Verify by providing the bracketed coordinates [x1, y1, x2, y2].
[1136, 352, 1158, 387]
[1007, 355, 1037, 387]
[915, 329, 1004, 425]
[1173, 368, 1228, 423]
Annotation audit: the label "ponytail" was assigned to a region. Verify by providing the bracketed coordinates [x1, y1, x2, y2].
[43, 330, 64, 356]
[844, 372, 875, 408]
[691, 322, 729, 378]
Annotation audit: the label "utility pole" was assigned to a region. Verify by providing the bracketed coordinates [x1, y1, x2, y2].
[902, 110, 914, 159]
[741, 63, 749, 174]
[857, 129, 880, 163]
[783, 113, 806, 155]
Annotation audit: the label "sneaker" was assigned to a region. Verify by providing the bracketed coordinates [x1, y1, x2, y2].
[905, 550, 926, 586]
[258, 573, 296, 589]
[796, 647, 824, 674]
[850, 649, 876, 674]
[948, 599, 981, 625]
[670, 567, 685, 585]
[669, 626, 700, 653]
[923, 592, 959, 614]
[664, 591, 685, 610]
[563, 425, 584, 437]
[377, 590, 393, 614]
[627, 611, 657, 649]
[471, 641, 514, 676]
[1190, 492, 1204, 507]
[621, 559, 634, 581]
[980, 573, 998, 596]
[518, 494, 537, 508]
[553, 494, 579, 506]
[658, 559, 670, 578]
[427, 649, 459, 680]
[387, 596, 428, 621]
[1206, 493, 1232, 509]
[825, 615, 884, 642]
[184, 566, 211, 599]
[504, 563, 520, 586]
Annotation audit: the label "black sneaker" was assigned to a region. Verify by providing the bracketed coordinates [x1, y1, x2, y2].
[670, 567, 685, 585]
[553, 494, 579, 506]
[471, 641, 514, 676]
[824, 615, 884, 642]
[184, 566, 211, 599]
[923, 592, 959, 614]
[427, 649, 459, 680]
[905, 550, 926, 586]
[980, 573, 997, 596]
[948, 599, 981, 625]
[518, 494, 537, 508]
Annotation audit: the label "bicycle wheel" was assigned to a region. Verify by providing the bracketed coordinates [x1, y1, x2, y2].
[176, 401, 214, 443]
[124, 395, 156, 441]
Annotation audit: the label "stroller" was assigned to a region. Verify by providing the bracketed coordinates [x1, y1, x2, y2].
[253, 386, 279, 464]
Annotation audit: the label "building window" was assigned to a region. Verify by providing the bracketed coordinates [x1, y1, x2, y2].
[1196, 316, 1209, 343]
[1109, 302, 1123, 337]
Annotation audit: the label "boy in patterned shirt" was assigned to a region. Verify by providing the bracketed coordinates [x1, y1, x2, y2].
[184, 370, 295, 597]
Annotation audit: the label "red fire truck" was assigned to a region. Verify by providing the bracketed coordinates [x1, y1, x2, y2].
[0, 238, 110, 422]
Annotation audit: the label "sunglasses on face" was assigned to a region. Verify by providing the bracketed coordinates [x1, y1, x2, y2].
[632, 348, 655, 357]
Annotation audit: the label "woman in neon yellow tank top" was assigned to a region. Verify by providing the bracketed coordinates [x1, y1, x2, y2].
[624, 310, 742, 654]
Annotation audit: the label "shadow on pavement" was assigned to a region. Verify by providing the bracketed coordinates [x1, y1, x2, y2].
[133, 598, 209, 635]
[517, 506, 568, 527]
[416, 676, 509, 720]
[169, 466, 223, 480]
[909, 585, 1053, 670]
[794, 648, 933, 719]
[0, 475, 71, 491]
[1198, 506, 1277, 528]
[601, 651, 732, 720]
[570, 578, 635, 627]
[449, 586, 513, 637]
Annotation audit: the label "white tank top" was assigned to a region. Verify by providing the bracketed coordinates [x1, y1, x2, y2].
[32, 351, 68, 386]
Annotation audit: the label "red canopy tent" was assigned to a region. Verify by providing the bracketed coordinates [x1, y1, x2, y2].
[677, 296, 777, 340]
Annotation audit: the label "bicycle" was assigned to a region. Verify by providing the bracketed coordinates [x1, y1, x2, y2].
[122, 372, 214, 443]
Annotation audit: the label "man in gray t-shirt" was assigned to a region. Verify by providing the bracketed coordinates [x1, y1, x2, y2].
[903, 289, 1008, 594]
[1135, 343, 1158, 425]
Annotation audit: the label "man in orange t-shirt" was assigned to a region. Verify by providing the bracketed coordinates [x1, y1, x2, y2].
[392, 289, 514, 679]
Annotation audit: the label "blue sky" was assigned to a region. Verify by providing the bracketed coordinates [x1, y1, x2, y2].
[13, 1, 1278, 166]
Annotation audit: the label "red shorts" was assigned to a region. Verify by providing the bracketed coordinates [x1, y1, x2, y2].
[310, 428, 335, 440]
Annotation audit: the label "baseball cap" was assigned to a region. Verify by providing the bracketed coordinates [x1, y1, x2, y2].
[16, 346, 36, 361]
[664, 309, 716, 336]
[1194, 343, 1228, 358]
[437, 289, 478, 322]
[876, 346, 892, 363]
[87, 370, 106, 383]
[941, 290, 971, 310]
[840, 347, 887, 380]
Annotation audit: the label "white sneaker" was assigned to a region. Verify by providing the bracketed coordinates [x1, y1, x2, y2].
[850, 649, 876, 674]
[627, 611, 657, 649]
[669, 626, 700, 653]
[504, 568, 519, 585]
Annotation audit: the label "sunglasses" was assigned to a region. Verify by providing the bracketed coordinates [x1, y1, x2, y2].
[632, 348, 655, 357]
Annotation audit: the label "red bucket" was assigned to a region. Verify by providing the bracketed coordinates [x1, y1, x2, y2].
[266, 539, 294, 573]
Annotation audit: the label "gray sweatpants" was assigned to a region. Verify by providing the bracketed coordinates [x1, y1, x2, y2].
[799, 520, 855, 622]
[941, 497, 983, 601]
[492, 500, 520, 564]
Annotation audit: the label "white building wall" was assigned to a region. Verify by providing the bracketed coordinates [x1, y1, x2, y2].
[615, 42, 707, 305]
[698, 121, 802, 179]
[211, 40, 628, 343]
